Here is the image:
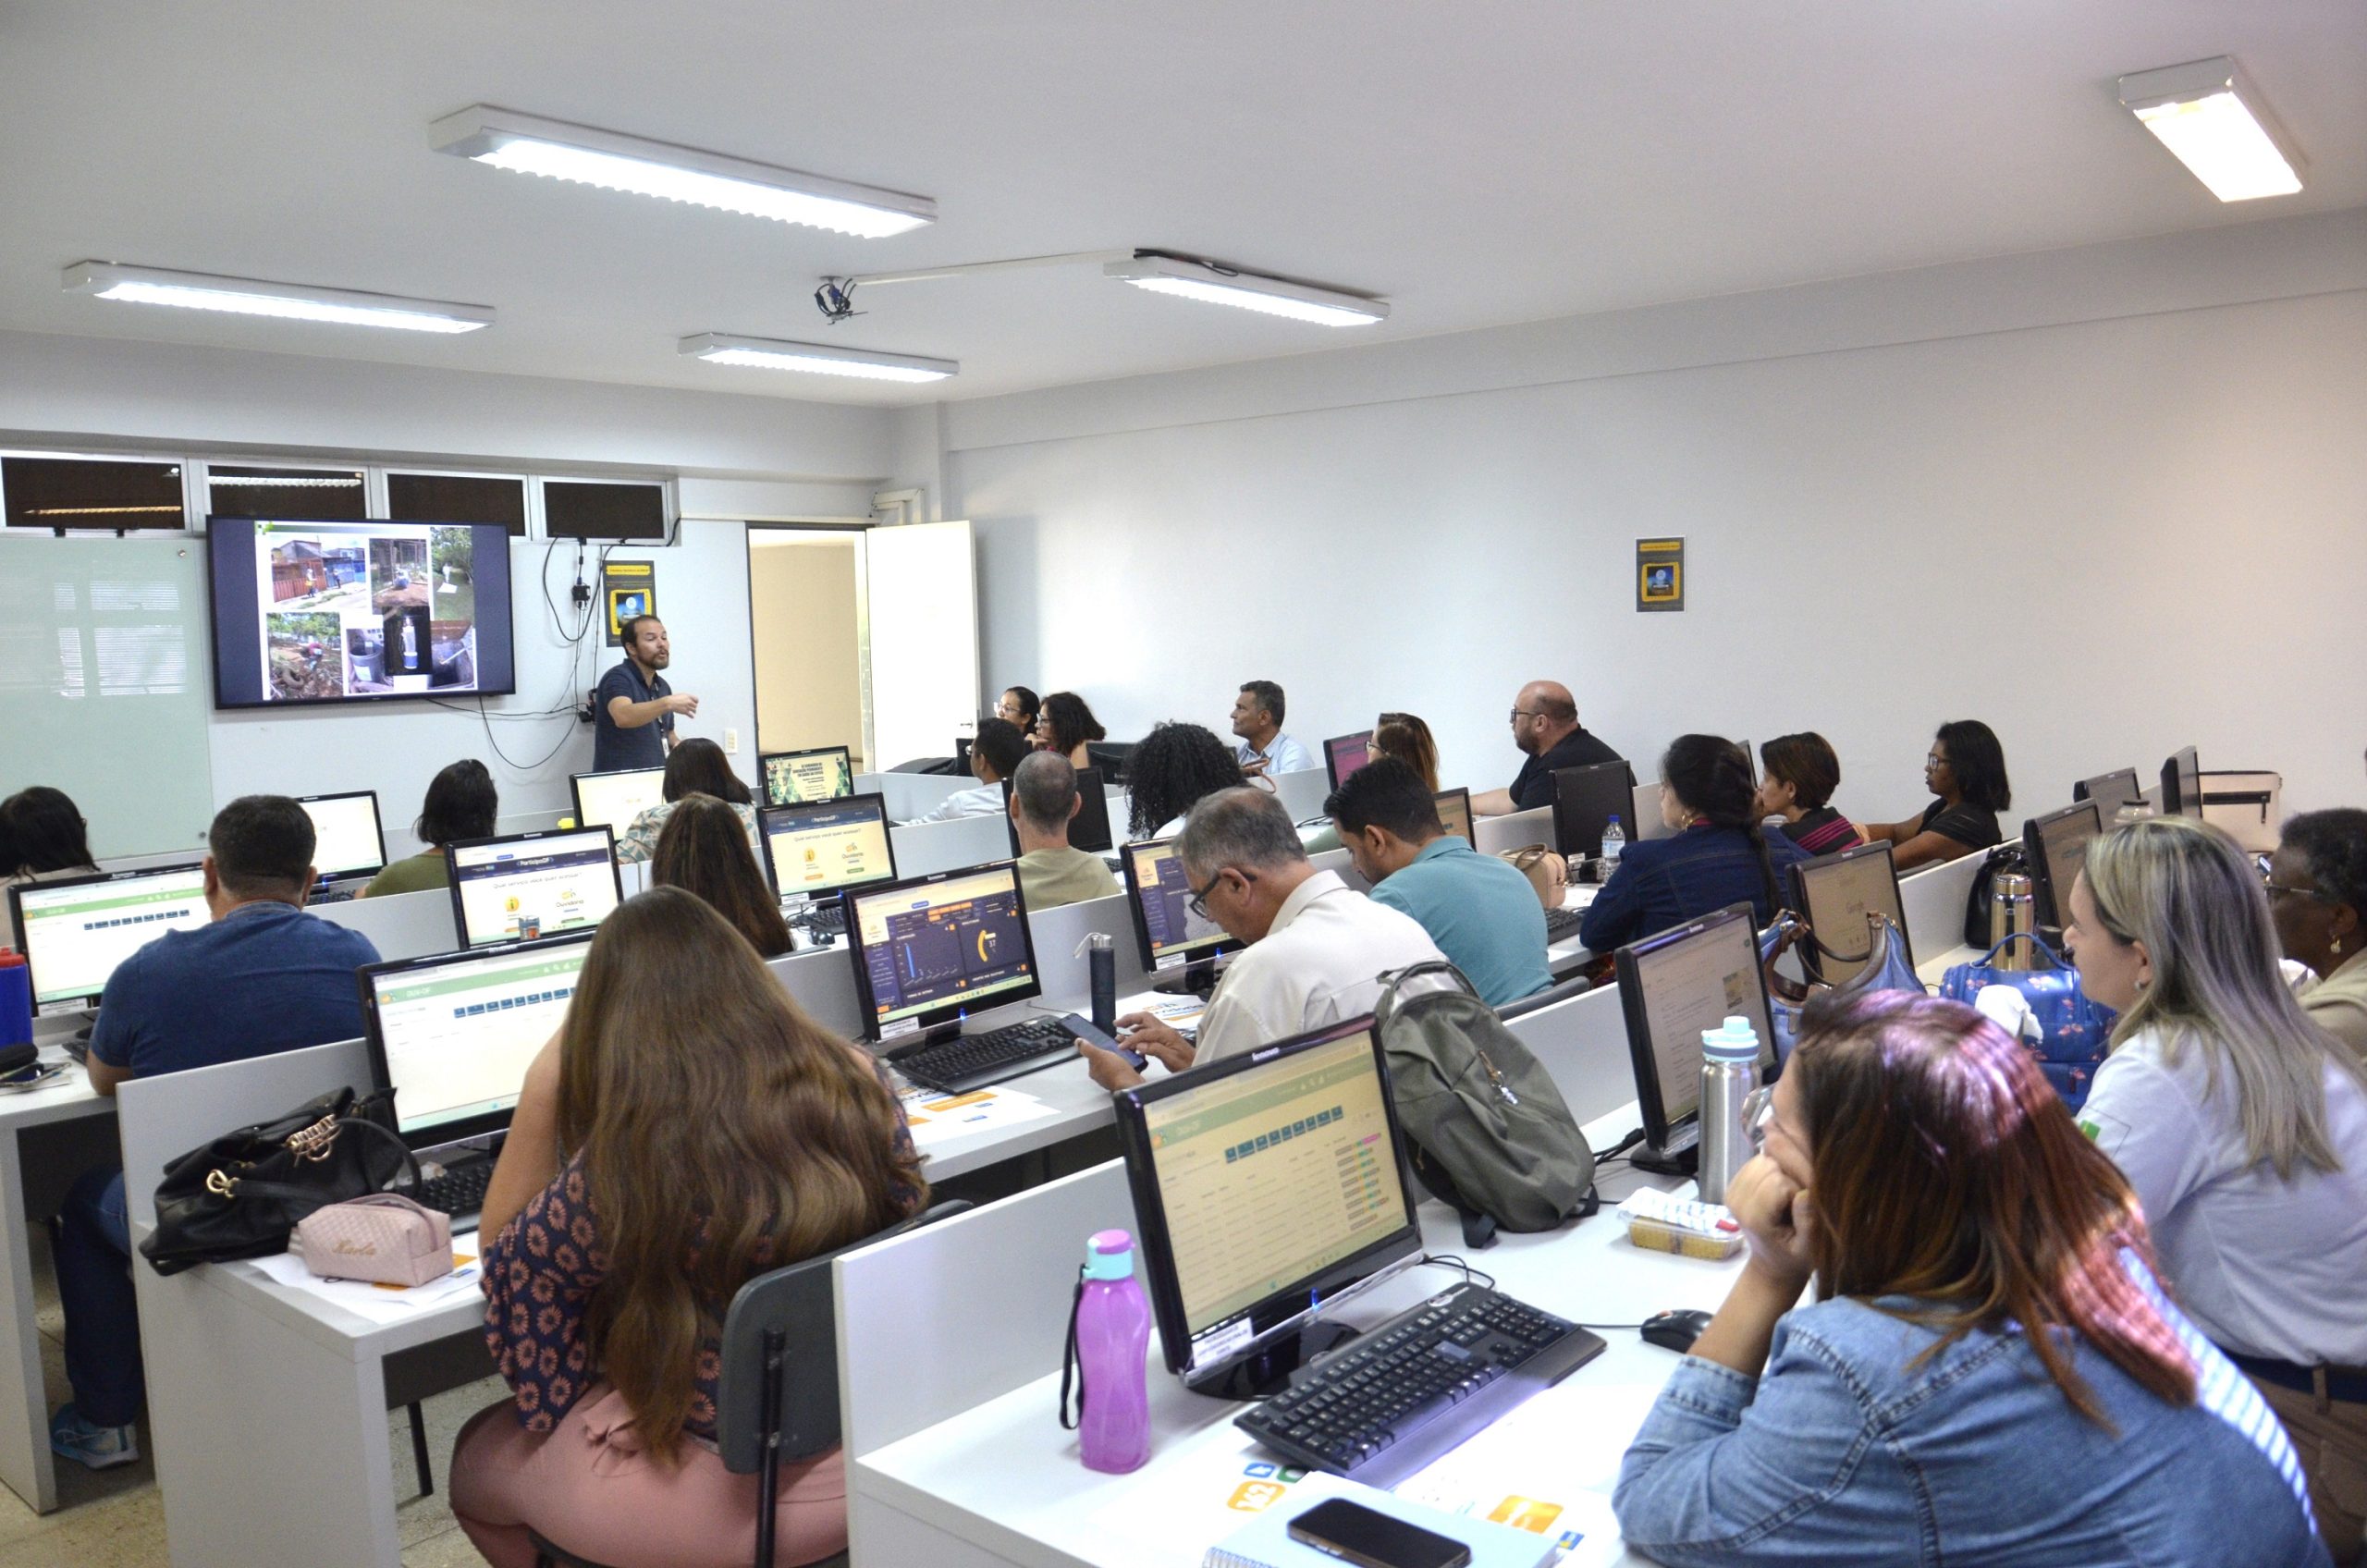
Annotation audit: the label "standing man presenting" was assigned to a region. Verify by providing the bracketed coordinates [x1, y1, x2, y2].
[1471, 680, 1623, 816]
[594, 615, 698, 773]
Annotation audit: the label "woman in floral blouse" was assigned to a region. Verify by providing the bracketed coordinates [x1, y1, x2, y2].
[448, 888, 923, 1567]
[613, 738, 760, 864]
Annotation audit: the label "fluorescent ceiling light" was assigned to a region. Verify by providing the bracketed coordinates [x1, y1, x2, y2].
[208, 475, 362, 488]
[61, 263, 494, 334]
[2117, 57, 2303, 202]
[679, 334, 956, 384]
[432, 106, 935, 239]
[1104, 254, 1388, 325]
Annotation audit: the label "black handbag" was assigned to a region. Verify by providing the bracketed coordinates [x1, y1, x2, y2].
[138, 1086, 417, 1277]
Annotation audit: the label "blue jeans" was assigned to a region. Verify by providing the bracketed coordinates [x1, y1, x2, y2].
[55, 1167, 142, 1427]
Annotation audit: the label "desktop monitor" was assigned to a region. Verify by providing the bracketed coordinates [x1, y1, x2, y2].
[1434, 788, 1474, 846]
[446, 827, 623, 948]
[360, 932, 595, 1150]
[9, 863, 209, 1012]
[1121, 837, 1234, 975]
[761, 746, 854, 807]
[1322, 731, 1374, 792]
[1551, 761, 1637, 860]
[2074, 767, 2144, 821]
[758, 794, 898, 902]
[844, 863, 1042, 1043]
[2159, 746, 2202, 820]
[1613, 903, 1774, 1169]
[570, 766, 667, 838]
[2024, 801, 2103, 934]
[1000, 766, 1114, 856]
[1113, 1018, 1422, 1394]
[1787, 840, 1912, 986]
[295, 790, 386, 882]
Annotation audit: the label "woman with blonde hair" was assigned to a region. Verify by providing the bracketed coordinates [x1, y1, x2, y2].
[1616, 990, 2323, 1564]
[450, 888, 924, 1567]
[2068, 815, 2367, 1563]
[1371, 713, 1441, 792]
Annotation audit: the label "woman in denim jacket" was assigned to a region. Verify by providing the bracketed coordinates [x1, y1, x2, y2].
[1613, 991, 2326, 1567]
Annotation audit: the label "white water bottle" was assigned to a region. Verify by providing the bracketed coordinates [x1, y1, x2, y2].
[1600, 815, 1626, 873]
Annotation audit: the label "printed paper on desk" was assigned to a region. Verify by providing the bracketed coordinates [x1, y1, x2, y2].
[250, 1231, 484, 1325]
[1392, 1378, 1661, 1567]
[900, 1084, 1056, 1148]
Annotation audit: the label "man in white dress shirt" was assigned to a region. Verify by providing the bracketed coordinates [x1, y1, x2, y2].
[1078, 787, 1441, 1090]
[1231, 680, 1314, 778]
[901, 719, 1032, 824]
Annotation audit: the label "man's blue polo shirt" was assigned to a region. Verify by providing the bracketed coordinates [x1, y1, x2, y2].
[1369, 837, 1551, 1008]
[89, 901, 381, 1080]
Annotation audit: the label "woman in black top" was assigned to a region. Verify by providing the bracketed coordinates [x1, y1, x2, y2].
[1861, 720, 2011, 871]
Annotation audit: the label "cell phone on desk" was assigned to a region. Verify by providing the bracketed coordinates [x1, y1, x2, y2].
[1287, 1499, 1469, 1568]
[1061, 1012, 1146, 1071]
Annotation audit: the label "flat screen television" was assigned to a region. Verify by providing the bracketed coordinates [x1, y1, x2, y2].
[206, 517, 517, 708]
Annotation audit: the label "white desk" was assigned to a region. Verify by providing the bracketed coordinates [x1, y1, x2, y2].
[843, 1107, 1738, 1568]
[0, 1039, 113, 1513]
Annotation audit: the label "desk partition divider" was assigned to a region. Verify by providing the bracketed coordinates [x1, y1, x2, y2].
[1472, 804, 1554, 859]
[1501, 986, 1636, 1128]
[1897, 845, 1996, 968]
[766, 945, 866, 1039]
[117, 1038, 374, 1233]
[836, 1159, 1133, 1461]
[1268, 766, 1332, 824]
[889, 814, 1021, 879]
[855, 771, 973, 825]
[312, 888, 460, 965]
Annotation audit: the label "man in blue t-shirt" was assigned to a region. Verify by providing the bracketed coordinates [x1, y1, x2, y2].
[50, 795, 380, 1471]
[592, 615, 698, 772]
[1328, 758, 1553, 1008]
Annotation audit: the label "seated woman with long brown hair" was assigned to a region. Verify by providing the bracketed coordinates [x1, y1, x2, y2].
[650, 794, 793, 959]
[1614, 990, 2324, 1566]
[449, 888, 923, 1567]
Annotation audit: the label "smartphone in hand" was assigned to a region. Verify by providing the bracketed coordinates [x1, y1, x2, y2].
[1061, 1011, 1145, 1071]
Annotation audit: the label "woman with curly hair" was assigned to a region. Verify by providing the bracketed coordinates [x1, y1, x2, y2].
[1124, 721, 1245, 839]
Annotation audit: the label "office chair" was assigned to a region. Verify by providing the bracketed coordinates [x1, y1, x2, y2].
[1085, 741, 1135, 786]
[529, 1198, 974, 1568]
[1498, 974, 1591, 1022]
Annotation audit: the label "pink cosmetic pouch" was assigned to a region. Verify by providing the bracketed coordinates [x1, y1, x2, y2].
[294, 1194, 455, 1287]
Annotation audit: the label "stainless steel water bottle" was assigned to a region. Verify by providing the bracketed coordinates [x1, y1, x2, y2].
[1990, 871, 2036, 971]
[1697, 1016, 1760, 1206]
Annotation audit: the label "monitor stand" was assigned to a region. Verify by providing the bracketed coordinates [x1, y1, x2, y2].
[1629, 1121, 1700, 1180]
[1186, 1317, 1364, 1403]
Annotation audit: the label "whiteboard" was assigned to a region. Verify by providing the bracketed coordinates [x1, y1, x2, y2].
[0, 535, 215, 857]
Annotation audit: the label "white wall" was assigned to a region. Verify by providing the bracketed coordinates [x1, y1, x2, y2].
[935, 207, 2367, 821]
[0, 329, 893, 853]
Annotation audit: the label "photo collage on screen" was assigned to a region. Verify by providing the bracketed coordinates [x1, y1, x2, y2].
[255, 521, 483, 702]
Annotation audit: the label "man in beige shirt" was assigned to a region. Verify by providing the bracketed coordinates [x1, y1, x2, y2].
[1011, 753, 1119, 913]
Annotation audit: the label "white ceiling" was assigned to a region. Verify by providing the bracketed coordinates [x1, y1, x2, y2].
[2, 0, 2361, 408]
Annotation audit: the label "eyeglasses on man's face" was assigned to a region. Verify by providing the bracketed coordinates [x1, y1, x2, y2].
[1187, 867, 1250, 922]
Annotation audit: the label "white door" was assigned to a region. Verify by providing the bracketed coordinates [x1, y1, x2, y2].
[863, 520, 979, 770]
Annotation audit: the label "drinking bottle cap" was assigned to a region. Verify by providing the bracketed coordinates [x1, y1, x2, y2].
[1701, 1018, 1759, 1060]
[1083, 1229, 1134, 1281]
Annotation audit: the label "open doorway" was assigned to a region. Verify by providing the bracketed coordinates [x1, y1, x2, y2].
[747, 527, 868, 773]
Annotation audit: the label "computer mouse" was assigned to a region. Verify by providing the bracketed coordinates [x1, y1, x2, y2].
[1640, 1308, 1716, 1354]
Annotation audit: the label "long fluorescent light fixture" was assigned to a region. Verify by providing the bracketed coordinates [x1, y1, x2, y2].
[2117, 57, 2304, 202]
[1104, 253, 1388, 325]
[679, 334, 956, 383]
[62, 262, 494, 334]
[431, 106, 935, 239]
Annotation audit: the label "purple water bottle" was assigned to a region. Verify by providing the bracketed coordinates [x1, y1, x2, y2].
[1072, 1229, 1151, 1473]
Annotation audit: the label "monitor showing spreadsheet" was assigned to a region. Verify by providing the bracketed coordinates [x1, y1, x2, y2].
[10, 864, 210, 1011]
[1114, 1020, 1421, 1384]
[361, 933, 594, 1146]
[446, 827, 622, 948]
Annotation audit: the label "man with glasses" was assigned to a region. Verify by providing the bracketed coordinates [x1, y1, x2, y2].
[1471, 680, 1624, 816]
[1075, 788, 1440, 1090]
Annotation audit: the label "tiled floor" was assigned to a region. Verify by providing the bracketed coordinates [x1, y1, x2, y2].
[0, 1225, 496, 1567]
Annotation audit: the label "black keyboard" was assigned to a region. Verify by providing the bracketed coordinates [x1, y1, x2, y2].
[1543, 905, 1586, 942]
[886, 1016, 1079, 1095]
[410, 1159, 495, 1222]
[796, 902, 848, 938]
[1235, 1281, 1604, 1488]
